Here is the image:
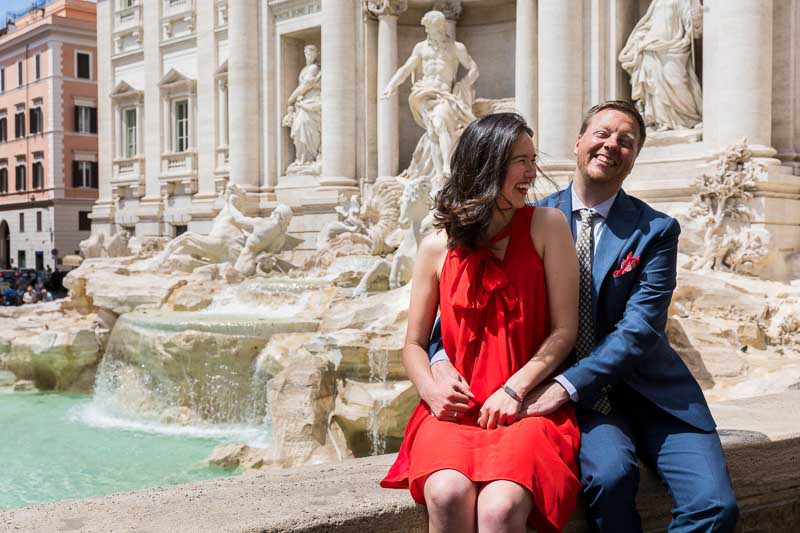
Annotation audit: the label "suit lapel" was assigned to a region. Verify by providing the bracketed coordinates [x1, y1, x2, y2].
[592, 189, 641, 301]
[556, 185, 574, 236]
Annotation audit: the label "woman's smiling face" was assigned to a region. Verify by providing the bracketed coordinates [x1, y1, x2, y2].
[497, 133, 536, 210]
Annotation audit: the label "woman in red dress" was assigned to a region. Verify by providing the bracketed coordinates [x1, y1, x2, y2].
[381, 113, 581, 532]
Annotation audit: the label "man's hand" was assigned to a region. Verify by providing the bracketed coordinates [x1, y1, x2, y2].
[519, 381, 570, 418]
[478, 388, 519, 429]
[423, 361, 473, 422]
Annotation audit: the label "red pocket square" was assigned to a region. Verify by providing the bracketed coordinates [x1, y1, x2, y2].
[613, 252, 640, 278]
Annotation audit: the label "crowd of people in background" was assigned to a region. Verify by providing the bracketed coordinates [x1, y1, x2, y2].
[0, 266, 66, 306]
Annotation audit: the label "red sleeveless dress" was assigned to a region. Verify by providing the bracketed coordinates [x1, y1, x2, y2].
[381, 206, 581, 532]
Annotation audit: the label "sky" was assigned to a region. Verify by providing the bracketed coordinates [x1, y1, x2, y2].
[1, 0, 96, 26]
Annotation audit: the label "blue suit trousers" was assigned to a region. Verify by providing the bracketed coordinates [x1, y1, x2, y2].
[577, 384, 739, 532]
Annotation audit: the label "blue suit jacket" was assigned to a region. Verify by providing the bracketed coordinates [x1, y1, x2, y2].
[430, 185, 715, 432]
[540, 185, 714, 431]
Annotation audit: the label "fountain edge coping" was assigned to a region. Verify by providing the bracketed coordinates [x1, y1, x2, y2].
[2, 390, 800, 532]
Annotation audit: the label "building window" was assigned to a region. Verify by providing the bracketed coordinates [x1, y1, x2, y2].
[19, 213, 25, 233]
[174, 99, 189, 152]
[75, 105, 97, 134]
[18, 250, 26, 268]
[17, 61, 23, 86]
[76, 52, 91, 80]
[36, 211, 42, 232]
[15, 163, 26, 191]
[35, 54, 41, 80]
[35, 251, 44, 271]
[72, 160, 98, 189]
[0, 116, 6, 142]
[32, 161, 44, 189]
[78, 211, 91, 231]
[124, 108, 137, 157]
[29, 107, 43, 134]
[0, 168, 7, 193]
[0, 68, 4, 92]
[15, 109, 25, 138]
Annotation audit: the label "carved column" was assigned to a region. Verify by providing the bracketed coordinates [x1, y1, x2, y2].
[367, 0, 407, 179]
[90, 0, 115, 233]
[538, 0, 583, 171]
[515, 0, 537, 134]
[321, 0, 359, 188]
[228, 0, 260, 189]
[704, 0, 775, 155]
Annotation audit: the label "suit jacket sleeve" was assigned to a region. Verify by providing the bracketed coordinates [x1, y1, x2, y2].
[562, 218, 681, 408]
[428, 317, 444, 360]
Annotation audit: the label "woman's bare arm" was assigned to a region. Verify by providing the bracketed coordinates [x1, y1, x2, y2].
[478, 207, 578, 428]
[404, 231, 472, 420]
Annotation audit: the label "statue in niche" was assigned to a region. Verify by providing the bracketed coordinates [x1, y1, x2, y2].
[283, 44, 322, 175]
[619, 0, 703, 131]
[381, 10, 478, 190]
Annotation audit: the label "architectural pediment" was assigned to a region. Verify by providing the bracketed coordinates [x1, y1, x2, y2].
[110, 80, 143, 101]
[159, 68, 196, 93]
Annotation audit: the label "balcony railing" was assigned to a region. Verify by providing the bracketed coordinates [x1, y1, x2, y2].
[111, 155, 145, 198]
[115, 4, 141, 32]
[160, 150, 198, 195]
[163, 0, 194, 20]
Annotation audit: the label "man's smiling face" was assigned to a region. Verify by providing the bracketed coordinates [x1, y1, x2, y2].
[574, 109, 641, 190]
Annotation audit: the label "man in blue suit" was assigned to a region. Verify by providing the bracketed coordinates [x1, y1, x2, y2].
[428, 101, 738, 531]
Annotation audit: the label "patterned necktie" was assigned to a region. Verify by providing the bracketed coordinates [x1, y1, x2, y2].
[575, 209, 611, 414]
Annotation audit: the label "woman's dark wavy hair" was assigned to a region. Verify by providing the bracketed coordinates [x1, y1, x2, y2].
[433, 112, 533, 250]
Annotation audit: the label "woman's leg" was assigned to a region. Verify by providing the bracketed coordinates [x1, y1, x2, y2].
[476, 480, 532, 533]
[423, 469, 478, 533]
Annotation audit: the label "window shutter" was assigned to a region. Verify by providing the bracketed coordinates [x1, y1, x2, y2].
[29, 109, 36, 134]
[90, 108, 97, 134]
[72, 161, 80, 188]
[20, 114, 25, 137]
[90, 162, 98, 188]
[74, 106, 80, 133]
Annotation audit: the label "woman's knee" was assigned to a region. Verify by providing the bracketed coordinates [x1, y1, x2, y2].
[424, 470, 475, 511]
[477, 482, 531, 529]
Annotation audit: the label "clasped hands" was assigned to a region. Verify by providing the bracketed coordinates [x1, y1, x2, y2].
[424, 361, 570, 429]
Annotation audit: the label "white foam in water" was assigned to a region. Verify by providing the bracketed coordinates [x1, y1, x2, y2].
[70, 402, 272, 448]
[198, 282, 312, 318]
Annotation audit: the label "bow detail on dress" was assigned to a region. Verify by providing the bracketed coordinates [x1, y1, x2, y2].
[448, 248, 518, 345]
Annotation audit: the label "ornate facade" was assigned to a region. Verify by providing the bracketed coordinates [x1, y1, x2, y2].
[90, 0, 800, 277]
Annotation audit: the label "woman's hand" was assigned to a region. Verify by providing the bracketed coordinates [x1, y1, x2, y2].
[421, 378, 473, 422]
[478, 388, 520, 429]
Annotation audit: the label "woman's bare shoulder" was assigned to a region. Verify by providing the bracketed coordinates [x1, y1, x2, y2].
[532, 206, 569, 227]
[418, 229, 449, 257]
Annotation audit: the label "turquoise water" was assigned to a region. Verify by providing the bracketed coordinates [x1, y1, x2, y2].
[0, 392, 238, 509]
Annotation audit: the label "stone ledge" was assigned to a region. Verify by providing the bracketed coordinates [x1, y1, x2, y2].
[2, 391, 800, 532]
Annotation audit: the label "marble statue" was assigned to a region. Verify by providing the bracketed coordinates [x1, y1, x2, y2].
[79, 230, 132, 259]
[381, 9, 478, 188]
[316, 195, 366, 251]
[619, 0, 703, 131]
[147, 184, 248, 269]
[282, 44, 322, 175]
[353, 177, 432, 296]
[689, 139, 768, 272]
[232, 205, 297, 276]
